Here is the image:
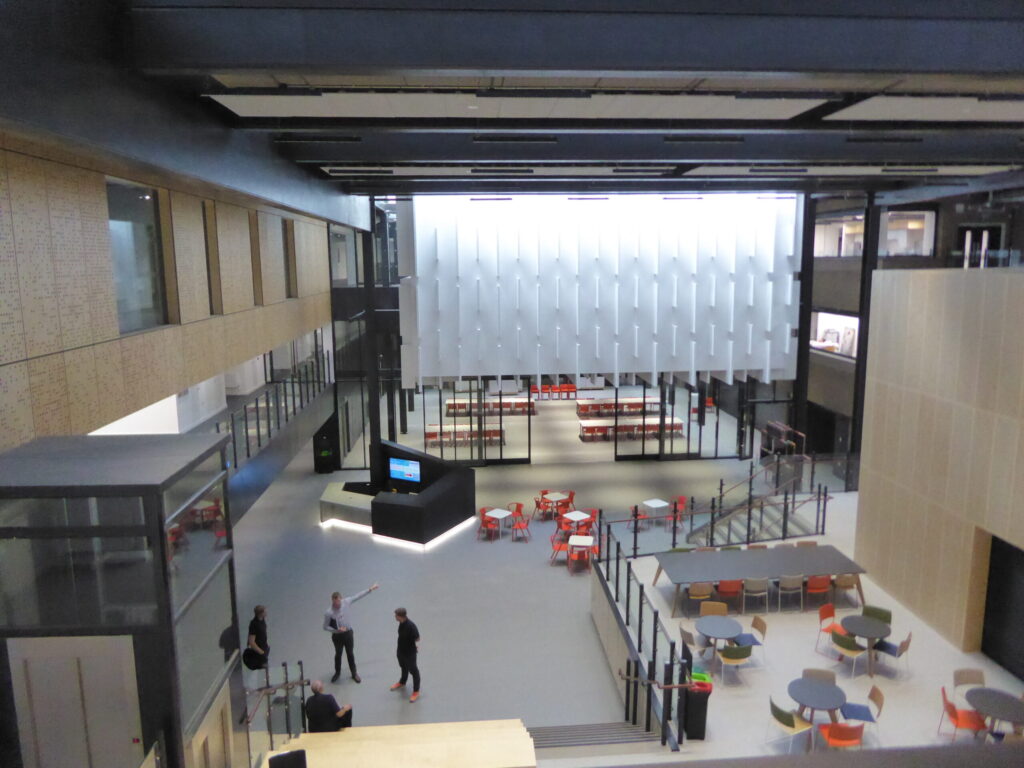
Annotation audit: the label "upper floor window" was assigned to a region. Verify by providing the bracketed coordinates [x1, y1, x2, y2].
[107, 179, 167, 333]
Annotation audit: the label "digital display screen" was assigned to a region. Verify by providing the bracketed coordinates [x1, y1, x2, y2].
[389, 458, 421, 483]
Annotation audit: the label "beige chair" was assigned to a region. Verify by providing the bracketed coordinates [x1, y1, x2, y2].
[679, 624, 710, 660]
[840, 685, 884, 735]
[833, 573, 861, 608]
[953, 668, 985, 707]
[700, 600, 728, 617]
[742, 577, 770, 614]
[685, 582, 714, 617]
[874, 631, 912, 676]
[803, 668, 837, 685]
[768, 698, 813, 753]
[778, 574, 805, 612]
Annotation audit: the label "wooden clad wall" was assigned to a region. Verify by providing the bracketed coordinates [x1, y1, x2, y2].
[0, 131, 334, 454]
[857, 269, 1024, 650]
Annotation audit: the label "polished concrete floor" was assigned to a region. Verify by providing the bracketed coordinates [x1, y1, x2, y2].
[233, 420, 1023, 767]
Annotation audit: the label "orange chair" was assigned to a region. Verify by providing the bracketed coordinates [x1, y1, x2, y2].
[567, 542, 590, 572]
[817, 722, 864, 749]
[212, 520, 229, 549]
[817, 603, 847, 652]
[554, 490, 575, 513]
[511, 514, 531, 542]
[576, 520, 593, 537]
[477, 507, 500, 541]
[533, 496, 554, 521]
[627, 506, 650, 531]
[938, 687, 987, 741]
[555, 515, 574, 539]
[507, 501, 525, 518]
[805, 574, 833, 607]
[549, 532, 569, 561]
[715, 580, 743, 613]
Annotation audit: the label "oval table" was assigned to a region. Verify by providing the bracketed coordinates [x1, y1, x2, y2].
[966, 688, 1024, 733]
[788, 677, 847, 724]
[695, 615, 742, 669]
[841, 614, 890, 677]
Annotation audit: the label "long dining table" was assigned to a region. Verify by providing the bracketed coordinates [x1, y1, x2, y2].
[652, 545, 865, 616]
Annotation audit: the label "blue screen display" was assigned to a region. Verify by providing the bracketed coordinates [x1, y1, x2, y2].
[388, 458, 421, 483]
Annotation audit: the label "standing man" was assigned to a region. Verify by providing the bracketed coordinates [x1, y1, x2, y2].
[244, 605, 269, 670]
[389, 607, 421, 702]
[304, 680, 353, 731]
[323, 583, 379, 683]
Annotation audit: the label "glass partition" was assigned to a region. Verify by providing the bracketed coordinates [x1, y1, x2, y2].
[0, 496, 144, 527]
[163, 451, 225, 520]
[174, 562, 235, 730]
[0, 533, 157, 628]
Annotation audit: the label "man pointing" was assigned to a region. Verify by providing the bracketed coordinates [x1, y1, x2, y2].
[323, 583, 379, 683]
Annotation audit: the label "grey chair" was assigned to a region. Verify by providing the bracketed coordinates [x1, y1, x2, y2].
[778, 574, 805, 612]
[802, 668, 837, 685]
[742, 578, 770, 614]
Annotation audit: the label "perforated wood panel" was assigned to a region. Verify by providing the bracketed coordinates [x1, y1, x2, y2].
[858, 269, 1024, 650]
[215, 201, 256, 313]
[0, 151, 28, 364]
[171, 191, 212, 324]
[27, 352, 70, 436]
[6, 152, 62, 358]
[294, 219, 329, 298]
[0, 361, 34, 452]
[257, 211, 287, 304]
[0, 141, 332, 453]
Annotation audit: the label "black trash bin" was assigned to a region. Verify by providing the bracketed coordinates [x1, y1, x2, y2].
[683, 680, 713, 740]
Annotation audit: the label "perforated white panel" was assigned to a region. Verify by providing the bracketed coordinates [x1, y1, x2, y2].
[402, 194, 800, 386]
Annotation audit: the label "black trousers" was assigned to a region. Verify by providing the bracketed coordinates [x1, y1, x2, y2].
[332, 629, 356, 675]
[397, 651, 420, 692]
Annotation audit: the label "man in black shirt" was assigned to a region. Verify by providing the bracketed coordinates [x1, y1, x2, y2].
[305, 680, 353, 731]
[389, 607, 421, 702]
[244, 605, 269, 670]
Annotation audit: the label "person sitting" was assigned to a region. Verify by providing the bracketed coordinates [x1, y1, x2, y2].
[304, 680, 353, 732]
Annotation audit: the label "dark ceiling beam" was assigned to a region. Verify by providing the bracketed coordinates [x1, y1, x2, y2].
[131, 4, 1024, 76]
[242, 117, 1024, 134]
[314, 175, 911, 195]
[272, 132, 1022, 164]
[875, 168, 1024, 205]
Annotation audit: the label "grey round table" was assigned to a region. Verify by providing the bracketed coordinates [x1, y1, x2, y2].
[696, 616, 741, 667]
[788, 678, 846, 723]
[841, 615, 890, 677]
[966, 688, 1024, 729]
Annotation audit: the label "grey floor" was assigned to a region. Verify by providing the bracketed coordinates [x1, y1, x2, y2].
[233, 410, 1024, 767]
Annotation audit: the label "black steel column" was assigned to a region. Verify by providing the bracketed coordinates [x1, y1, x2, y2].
[361, 226, 385, 489]
[793, 195, 816, 434]
[850, 193, 882, 455]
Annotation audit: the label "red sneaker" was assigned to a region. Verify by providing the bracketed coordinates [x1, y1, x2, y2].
[409, 691, 420, 703]
[389, 683, 404, 691]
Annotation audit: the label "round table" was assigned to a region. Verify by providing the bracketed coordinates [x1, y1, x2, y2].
[788, 678, 847, 723]
[966, 688, 1024, 729]
[696, 616, 741, 667]
[841, 615, 890, 677]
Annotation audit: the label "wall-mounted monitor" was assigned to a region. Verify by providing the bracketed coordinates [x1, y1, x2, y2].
[389, 457, 421, 483]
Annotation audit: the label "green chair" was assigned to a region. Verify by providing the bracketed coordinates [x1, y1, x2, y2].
[862, 605, 892, 624]
[768, 698, 813, 753]
[832, 630, 867, 677]
[718, 644, 753, 684]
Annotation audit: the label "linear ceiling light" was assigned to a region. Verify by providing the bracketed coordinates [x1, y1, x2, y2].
[472, 135, 559, 143]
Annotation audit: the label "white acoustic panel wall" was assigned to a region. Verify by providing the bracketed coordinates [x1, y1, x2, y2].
[402, 194, 799, 387]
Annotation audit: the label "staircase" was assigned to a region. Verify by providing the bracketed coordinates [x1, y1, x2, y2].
[686, 492, 818, 546]
[527, 722, 661, 749]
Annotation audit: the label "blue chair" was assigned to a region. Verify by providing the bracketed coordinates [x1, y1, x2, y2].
[840, 684, 884, 738]
[733, 615, 766, 661]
